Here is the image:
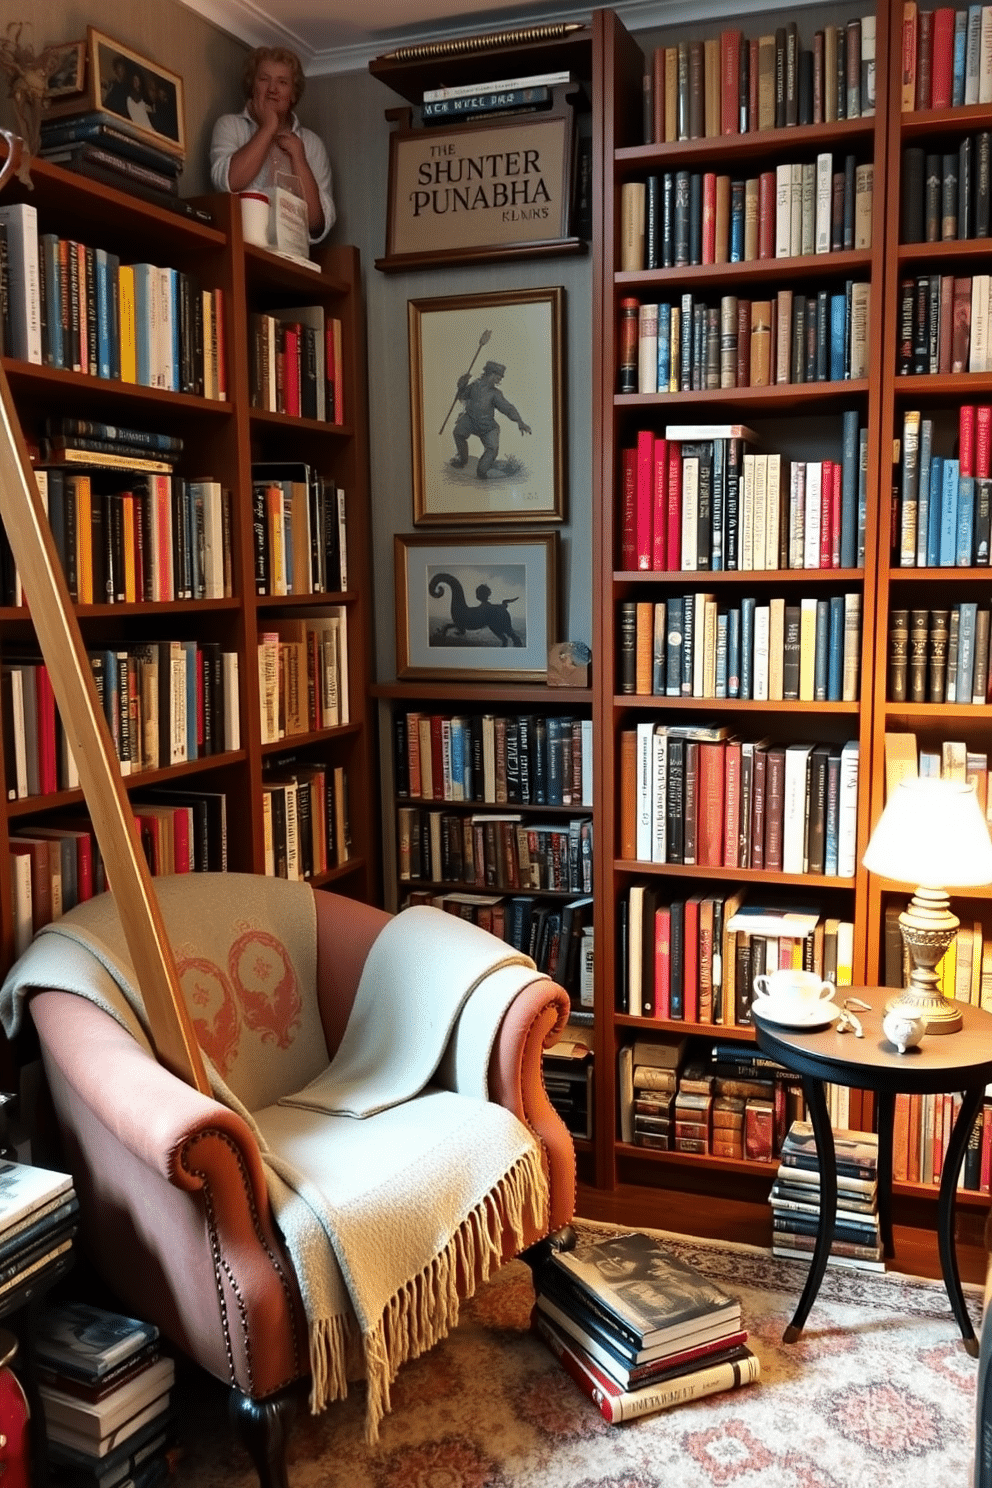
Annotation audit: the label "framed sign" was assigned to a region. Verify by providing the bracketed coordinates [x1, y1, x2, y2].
[44, 27, 186, 158]
[395, 532, 559, 682]
[377, 102, 580, 272]
[409, 286, 564, 526]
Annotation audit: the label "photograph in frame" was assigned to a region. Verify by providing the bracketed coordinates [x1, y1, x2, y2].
[409, 287, 564, 526]
[45, 27, 186, 157]
[44, 41, 86, 100]
[395, 532, 558, 682]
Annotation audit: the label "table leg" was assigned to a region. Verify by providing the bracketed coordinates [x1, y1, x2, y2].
[783, 1077, 836, 1343]
[937, 1083, 984, 1356]
[875, 1090, 895, 1258]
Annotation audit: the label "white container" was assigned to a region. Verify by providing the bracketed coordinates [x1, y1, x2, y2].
[239, 191, 270, 247]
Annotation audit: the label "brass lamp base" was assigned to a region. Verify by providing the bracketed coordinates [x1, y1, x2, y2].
[886, 886, 961, 1034]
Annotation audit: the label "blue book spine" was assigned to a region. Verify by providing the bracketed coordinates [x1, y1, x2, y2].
[940, 458, 960, 565]
[657, 302, 671, 391]
[814, 599, 830, 700]
[824, 752, 840, 877]
[665, 596, 683, 695]
[730, 179, 745, 262]
[727, 606, 741, 698]
[915, 417, 933, 567]
[857, 427, 868, 569]
[94, 247, 111, 380]
[40, 234, 63, 369]
[450, 717, 465, 794]
[183, 639, 198, 761]
[99, 648, 119, 756]
[927, 454, 943, 564]
[132, 264, 154, 387]
[739, 596, 756, 700]
[830, 295, 847, 381]
[711, 439, 724, 571]
[957, 474, 976, 564]
[953, 10, 968, 105]
[107, 252, 121, 382]
[827, 594, 845, 701]
[841, 410, 859, 568]
[715, 611, 728, 696]
[957, 601, 978, 701]
[167, 267, 180, 393]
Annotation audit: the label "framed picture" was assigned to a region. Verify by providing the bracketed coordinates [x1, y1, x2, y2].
[44, 27, 186, 158]
[409, 287, 565, 526]
[395, 532, 559, 682]
[44, 41, 86, 100]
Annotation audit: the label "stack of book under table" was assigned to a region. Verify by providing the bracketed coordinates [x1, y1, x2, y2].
[770, 1120, 882, 1271]
[532, 1229, 760, 1422]
[34, 1301, 176, 1488]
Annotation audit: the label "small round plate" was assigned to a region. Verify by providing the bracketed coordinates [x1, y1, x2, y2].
[752, 1001, 841, 1030]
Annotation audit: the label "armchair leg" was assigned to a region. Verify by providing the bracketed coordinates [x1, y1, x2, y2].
[520, 1223, 578, 1275]
[229, 1386, 297, 1488]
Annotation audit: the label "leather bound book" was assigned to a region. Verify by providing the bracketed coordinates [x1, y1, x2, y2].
[688, 41, 705, 139]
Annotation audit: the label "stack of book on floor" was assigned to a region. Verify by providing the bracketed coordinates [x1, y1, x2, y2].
[532, 1228, 759, 1422]
[34, 1301, 176, 1487]
[0, 1158, 77, 1304]
[770, 1119, 883, 1271]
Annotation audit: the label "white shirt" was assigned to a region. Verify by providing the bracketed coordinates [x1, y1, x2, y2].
[209, 107, 335, 243]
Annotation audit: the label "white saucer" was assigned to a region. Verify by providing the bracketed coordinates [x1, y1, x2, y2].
[752, 1000, 840, 1030]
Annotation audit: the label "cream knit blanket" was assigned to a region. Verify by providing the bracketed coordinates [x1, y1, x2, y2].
[0, 877, 550, 1440]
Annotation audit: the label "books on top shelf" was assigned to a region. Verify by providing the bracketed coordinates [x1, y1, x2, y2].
[771, 1121, 882, 1271]
[422, 70, 571, 102]
[533, 1229, 758, 1423]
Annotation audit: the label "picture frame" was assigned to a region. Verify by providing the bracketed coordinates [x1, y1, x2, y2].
[395, 532, 559, 682]
[44, 41, 86, 100]
[44, 27, 186, 158]
[409, 287, 565, 526]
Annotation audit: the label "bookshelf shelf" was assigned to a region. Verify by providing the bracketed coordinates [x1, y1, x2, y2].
[615, 382, 871, 413]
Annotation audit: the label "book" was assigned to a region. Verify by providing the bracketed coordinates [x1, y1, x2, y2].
[34, 1302, 159, 1381]
[39, 1356, 175, 1442]
[0, 1158, 73, 1236]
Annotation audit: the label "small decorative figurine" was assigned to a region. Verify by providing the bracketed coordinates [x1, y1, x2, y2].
[0, 23, 64, 184]
[882, 1008, 927, 1054]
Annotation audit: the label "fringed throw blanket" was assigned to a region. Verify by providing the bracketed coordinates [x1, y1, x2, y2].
[0, 876, 550, 1440]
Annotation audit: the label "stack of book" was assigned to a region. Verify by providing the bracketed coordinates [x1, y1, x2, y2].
[419, 68, 570, 125]
[35, 1300, 176, 1486]
[0, 1158, 77, 1304]
[616, 1035, 687, 1148]
[532, 1228, 759, 1423]
[38, 112, 186, 215]
[770, 1120, 883, 1271]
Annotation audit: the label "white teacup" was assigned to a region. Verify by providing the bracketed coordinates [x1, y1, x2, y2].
[753, 968, 835, 1017]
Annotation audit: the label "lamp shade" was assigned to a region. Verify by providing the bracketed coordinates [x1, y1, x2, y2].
[862, 777, 992, 887]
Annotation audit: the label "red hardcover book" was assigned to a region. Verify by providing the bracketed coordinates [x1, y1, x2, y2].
[636, 429, 654, 570]
[430, 714, 445, 801]
[952, 277, 972, 373]
[939, 274, 954, 374]
[654, 903, 672, 1018]
[698, 896, 714, 1022]
[930, 8, 955, 109]
[683, 894, 702, 1022]
[170, 804, 191, 874]
[763, 745, 786, 870]
[758, 171, 776, 259]
[697, 741, 726, 866]
[620, 447, 637, 569]
[750, 746, 767, 869]
[283, 325, 302, 417]
[978, 406, 992, 479]
[701, 173, 717, 264]
[819, 459, 833, 568]
[830, 461, 843, 568]
[652, 438, 668, 569]
[34, 665, 58, 797]
[723, 740, 742, 868]
[892, 1092, 911, 1180]
[902, 1, 919, 110]
[915, 8, 933, 109]
[666, 441, 682, 569]
[960, 403, 976, 477]
[213, 287, 227, 401]
[981, 1102, 992, 1191]
[744, 1098, 774, 1160]
[721, 30, 741, 133]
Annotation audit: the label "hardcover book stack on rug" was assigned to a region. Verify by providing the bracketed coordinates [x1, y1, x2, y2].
[532, 1228, 760, 1422]
[35, 1301, 176, 1488]
[770, 1119, 882, 1270]
[0, 1158, 77, 1302]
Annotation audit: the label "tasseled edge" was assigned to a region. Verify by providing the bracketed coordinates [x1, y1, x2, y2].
[356, 1145, 548, 1444]
[306, 1312, 352, 1415]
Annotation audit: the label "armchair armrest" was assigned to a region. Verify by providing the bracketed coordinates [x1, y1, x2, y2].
[30, 991, 308, 1399]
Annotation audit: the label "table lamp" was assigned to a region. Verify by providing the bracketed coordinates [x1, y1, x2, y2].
[862, 777, 992, 1032]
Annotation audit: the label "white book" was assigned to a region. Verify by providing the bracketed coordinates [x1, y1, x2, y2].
[257, 636, 278, 744]
[753, 605, 770, 699]
[40, 1357, 175, 1439]
[423, 70, 570, 102]
[971, 274, 990, 373]
[283, 778, 301, 881]
[980, 6, 992, 104]
[741, 453, 755, 569]
[328, 605, 349, 723]
[783, 742, 815, 874]
[637, 303, 658, 394]
[861, 14, 877, 112]
[837, 740, 860, 878]
[842, 593, 862, 702]
[650, 725, 668, 863]
[850, 282, 870, 379]
[801, 163, 816, 256]
[854, 163, 873, 249]
[0, 204, 41, 364]
[9, 850, 31, 956]
[765, 452, 782, 569]
[804, 462, 822, 569]
[967, 4, 984, 103]
[789, 461, 806, 568]
[0, 1158, 72, 1236]
[753, 453, 768, 569]
[5, 667, 26, 800]
[681, 457, 699, 569]
[157, 266, 176, 392]
[636, 720, 654, 862]
[193, 479, 226, 599]
[815, 153, 833, 253]
[693, 591, 708, 696]
[581, 718, 594, 807]
[776, 163, 792, 257]
[790, 161, 803, 257]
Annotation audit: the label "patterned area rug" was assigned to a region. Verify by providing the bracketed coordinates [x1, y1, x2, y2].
[171, 1221, 982, 1487]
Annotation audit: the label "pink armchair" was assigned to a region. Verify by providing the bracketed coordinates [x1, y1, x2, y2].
[25, 886, 576, 1487]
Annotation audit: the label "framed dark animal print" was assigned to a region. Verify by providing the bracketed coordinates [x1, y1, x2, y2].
[394, 532, 558, 682]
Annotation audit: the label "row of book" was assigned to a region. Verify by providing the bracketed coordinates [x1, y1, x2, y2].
[533, 1228, 758, 1424]
[901, 137, 992, 244]
[407, 888, 593, 1003]
[251, 469, 348, 598]
[622, 723, 860, 876]
[619, 591, 862, 704]
[261, 757, 350, 882]
[397, 808, 594, 896]
[892, 1089, 992, 1189]
[889, 604, 992, 704]
[896, 407, 992, 565]
[0, 201, 225, 395]
[9, 789, 229, 951]
[641, 20, 876, 147]
[394, 710, 594, 809]
[770, 1123, 883, 1271]
[419, 73, 566, 125]
[619, 419, 867, 573]
[901, 2, 992, 112]
[257, 611, 349, 743]
[248, 307, 344, 423]
[619, 282, 871, 394]
[620, 890, 855, 1026]
[543, 1034, 594, 1139]
[898, 272, 992, 375]
[36, 1299, 177, 1485]
[27, 465, 233, 609]
[884, 728, 992, 808]
[619, 153, 872, 273]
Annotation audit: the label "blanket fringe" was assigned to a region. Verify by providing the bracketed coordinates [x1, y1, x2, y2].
[307, 1312, 353, 1414]
[356, 1145, 548, 1443]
